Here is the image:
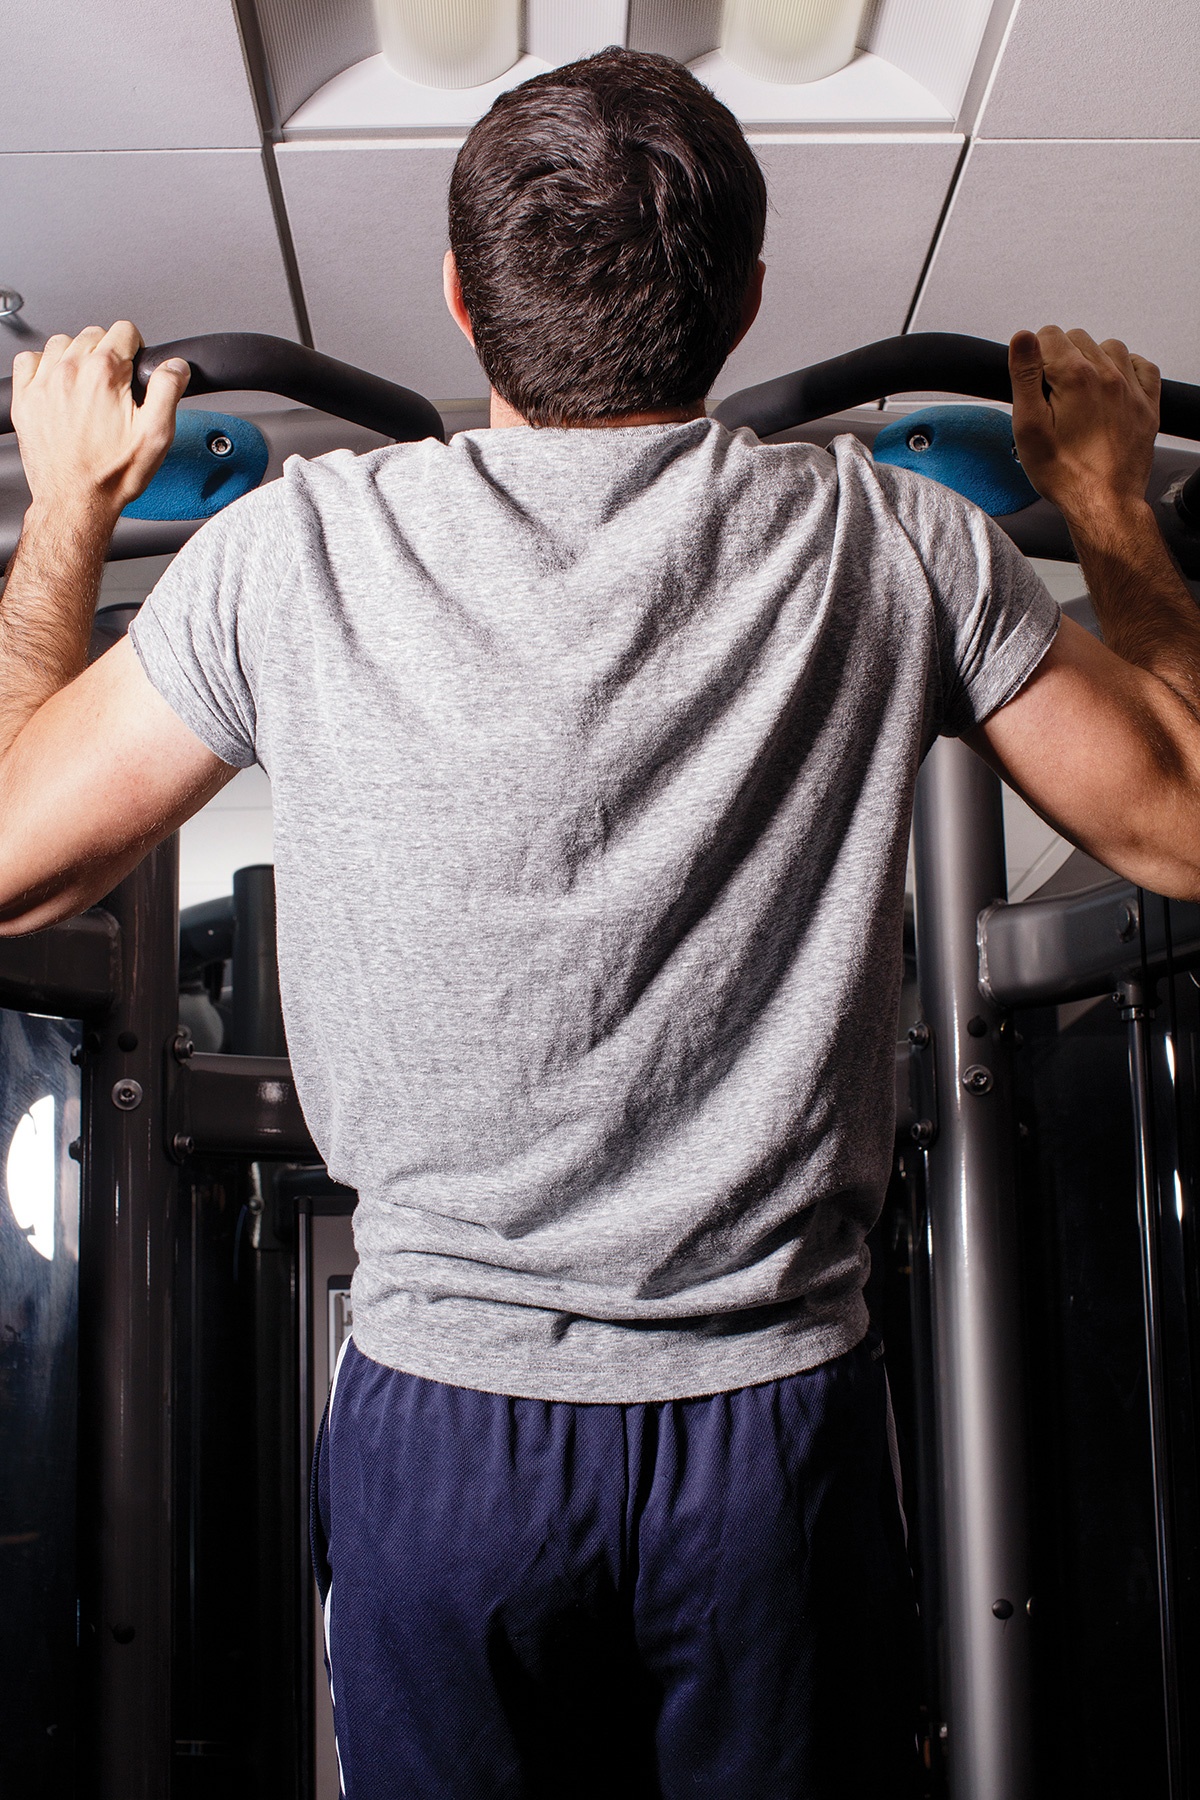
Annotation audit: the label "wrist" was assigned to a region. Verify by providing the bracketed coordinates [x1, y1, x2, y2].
[1060, 492, 1156, 552]
[24, 488, 123, 542]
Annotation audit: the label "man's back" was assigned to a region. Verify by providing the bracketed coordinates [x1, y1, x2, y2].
[130, 416, 1057, 1400]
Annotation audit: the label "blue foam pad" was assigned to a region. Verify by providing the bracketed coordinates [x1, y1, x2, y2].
[122, 409, 269, 521]
[872, 404, 1039, 517]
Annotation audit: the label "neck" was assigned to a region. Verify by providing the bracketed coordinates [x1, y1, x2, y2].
[488, 390, 705, 430]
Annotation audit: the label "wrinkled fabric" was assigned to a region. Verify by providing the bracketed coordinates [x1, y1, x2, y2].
[311, 1333, 919, 1799]
[131, 420, 1058, 1400]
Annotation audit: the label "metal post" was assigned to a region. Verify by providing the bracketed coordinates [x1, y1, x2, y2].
[1123, 967, 1184, 1799]
[232, 864, 286, 1057]
[912, 737, 1032, 1800]
[76, 837, 181, 1800]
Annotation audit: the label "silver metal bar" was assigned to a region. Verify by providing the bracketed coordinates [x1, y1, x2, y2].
[912, 737, 1032, 1800]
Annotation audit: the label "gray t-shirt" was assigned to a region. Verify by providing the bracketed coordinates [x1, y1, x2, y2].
[130, 419, 1058, 1403]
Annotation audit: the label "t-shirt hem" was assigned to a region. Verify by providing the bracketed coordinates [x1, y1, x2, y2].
[955, 592, 1061, 733]
[128, 608, 257, 769]
[348, 1301, 870, 1405]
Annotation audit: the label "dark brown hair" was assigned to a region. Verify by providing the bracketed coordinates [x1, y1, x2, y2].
[447, 48, 767, 426]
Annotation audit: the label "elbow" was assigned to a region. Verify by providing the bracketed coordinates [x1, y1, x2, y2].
[0, 863, 97, 938]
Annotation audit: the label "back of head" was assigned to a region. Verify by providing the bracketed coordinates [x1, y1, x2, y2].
[448, 48, 767, 427]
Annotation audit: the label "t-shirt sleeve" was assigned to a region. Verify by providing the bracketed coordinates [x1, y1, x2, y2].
[127, 479, 295, 768]
[873, 457, 1062, 738]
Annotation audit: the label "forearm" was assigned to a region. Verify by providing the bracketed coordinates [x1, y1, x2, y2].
[0, 499, 115, 759]
[1066, 500, 1200, 715]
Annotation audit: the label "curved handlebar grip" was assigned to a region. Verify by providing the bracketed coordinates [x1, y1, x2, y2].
[714, 331, 1200, 443]
[0, 332, 445, 444]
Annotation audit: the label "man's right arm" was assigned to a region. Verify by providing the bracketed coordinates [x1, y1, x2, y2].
[966, 326, 1200, 902]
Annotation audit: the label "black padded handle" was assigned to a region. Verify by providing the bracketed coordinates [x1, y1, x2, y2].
[0, 332, 445, 444]
[714, 331, 1200, 443]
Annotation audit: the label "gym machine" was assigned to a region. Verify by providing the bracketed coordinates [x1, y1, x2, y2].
[0, 333, 1198, 1799]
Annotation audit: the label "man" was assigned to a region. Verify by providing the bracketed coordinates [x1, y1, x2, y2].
[3, 46, 1198, 1800]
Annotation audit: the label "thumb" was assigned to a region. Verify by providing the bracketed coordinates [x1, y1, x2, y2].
[140, 357, 191, 444]
[1008, 329, 1049, 437]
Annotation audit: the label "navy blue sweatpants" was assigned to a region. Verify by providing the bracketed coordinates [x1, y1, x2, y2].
[311, 1334, 918, 1799]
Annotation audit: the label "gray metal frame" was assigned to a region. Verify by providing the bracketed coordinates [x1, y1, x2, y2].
[912, 740, 1033, 1800]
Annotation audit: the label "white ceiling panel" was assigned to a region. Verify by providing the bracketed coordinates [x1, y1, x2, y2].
[0, 0, 260, 152]
[978, 0, 1199, 140]
[279, 135, 963, 407]
[712, 135, 963, 402]
[276, 141, 487, 401]
[0, 152, 298, 349]
[912, 140, 1200, 386]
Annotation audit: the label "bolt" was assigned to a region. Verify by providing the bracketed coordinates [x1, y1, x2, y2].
[967, 1014, 988, 1038]
[70, 1044, 86, 1066]
[172, 1029, 195, 1063]
[910, 1119, 935, 1147]
[961, 1064, 994, 1095]
[0, 288, 24, 319]
[111, 1078, 143, 1111]
[1116, 902, 1138, 941]
[116, 1029, 138, 1052]
[1026, 1596, 1037, 1619]
[992, 1598, 1014, 1620]
[111, 1623, 136, 1645]
[68, 1138, 82, 1163]
[907, 1021, 930, 1048]
[207, 431, 234, 458]
[172, 1133, 196, 1160]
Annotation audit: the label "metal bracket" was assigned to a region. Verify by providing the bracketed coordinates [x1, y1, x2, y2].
[895, 1020, 938, 1147]
[978, 882, 1200, 1011]
[166, 1045, 316, 1162]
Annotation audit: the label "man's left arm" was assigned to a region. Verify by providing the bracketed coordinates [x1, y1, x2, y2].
[0, 322, 238, 934]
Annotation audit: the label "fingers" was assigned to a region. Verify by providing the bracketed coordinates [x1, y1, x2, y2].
[1131, 351, 1161, 405]
[33, 334, 74, 379]
[1099, 337, 1136, 385]
[98, 321, 144, 361]
[60, 325, 106, 361]
[10, 349, 41, 396]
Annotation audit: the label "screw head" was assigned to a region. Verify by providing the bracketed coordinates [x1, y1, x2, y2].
[172, 1132, 196, 1160]
[907, 1021, 930, 1048]
[1116, 902, 1138, 941]
[907, 429, 932, 453]
[207, 431, 234, 458]
[962, 1064, 994, 1095]
[910, 1118, 935, 1147]
[111, 1622, 136, 1645]
[992, 1598, 1014, 1620]
[111, 1078, 143, 1111]
[0, 288, 24, 318]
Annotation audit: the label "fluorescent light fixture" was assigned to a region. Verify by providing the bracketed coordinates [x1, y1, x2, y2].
[374, 0, 521, 89]
[721, 0, 868, 84]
